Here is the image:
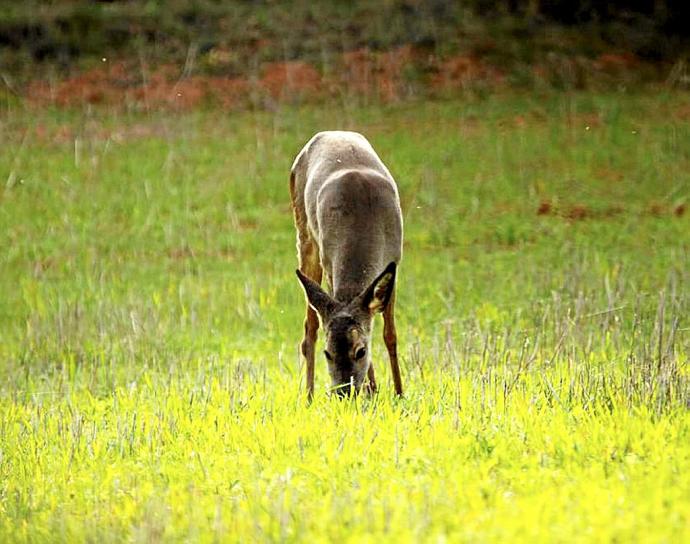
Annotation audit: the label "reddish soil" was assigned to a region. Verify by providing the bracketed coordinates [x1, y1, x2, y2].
[430, 54, 504, 92]
[20, 48, 659, 112]
[260, 61, 322, 101]
[338, 46, 428, 101]
[565, 204, 590, 221]
[675, 105, 690, 121]
[649, 202, 665, 216]
[537, 199, 685, 221]
[21, 47, 508, 111]
[593, 52, 640, 72]
[537, 200, 553, 215]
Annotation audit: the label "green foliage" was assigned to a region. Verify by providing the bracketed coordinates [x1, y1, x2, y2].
[0, 1, 463, 71]
[0, 0, 687, 85]
[1, 91, 689, 541]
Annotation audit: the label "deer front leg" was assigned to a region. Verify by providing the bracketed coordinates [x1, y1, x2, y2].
[298, 240, 322, 401]
[366, 362, 377, 395]
[301, 304, 319, 400]
[383, 290, 403, 396]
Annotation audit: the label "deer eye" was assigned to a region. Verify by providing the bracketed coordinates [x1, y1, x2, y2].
[324, 350, 333, 361]
[355, 347, 367, 360]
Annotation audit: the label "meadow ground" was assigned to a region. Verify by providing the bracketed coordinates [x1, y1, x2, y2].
[1, 91, 689, 542]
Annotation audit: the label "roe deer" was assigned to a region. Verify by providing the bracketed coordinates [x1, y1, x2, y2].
[290, 131, 403, 399]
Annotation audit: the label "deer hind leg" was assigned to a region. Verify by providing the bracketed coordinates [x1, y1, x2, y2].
[291, 172, 322, 400]
[383, 290, 403, 396]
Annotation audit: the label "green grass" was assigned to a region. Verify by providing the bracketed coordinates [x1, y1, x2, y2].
[1, 91, 689, 542]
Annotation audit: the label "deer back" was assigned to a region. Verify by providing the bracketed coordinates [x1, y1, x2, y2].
[291, 131, 403, 302]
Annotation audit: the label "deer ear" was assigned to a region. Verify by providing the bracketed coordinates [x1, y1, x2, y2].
[296, 270, 338, 319]
[359, 262, 396, 314]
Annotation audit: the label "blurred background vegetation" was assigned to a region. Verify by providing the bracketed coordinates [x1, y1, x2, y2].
[1, 0, 689, 109]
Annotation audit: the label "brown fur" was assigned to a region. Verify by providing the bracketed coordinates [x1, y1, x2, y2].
[290, 131, 404, 399]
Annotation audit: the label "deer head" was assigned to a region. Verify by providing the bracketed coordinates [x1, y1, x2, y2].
[296, 262, 396, 396]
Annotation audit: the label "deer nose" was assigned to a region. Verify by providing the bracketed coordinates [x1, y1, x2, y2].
[332, 381, 354, 398]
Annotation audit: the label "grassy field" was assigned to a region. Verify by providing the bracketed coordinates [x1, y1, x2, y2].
[1, 91, 689, 542]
